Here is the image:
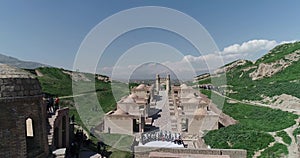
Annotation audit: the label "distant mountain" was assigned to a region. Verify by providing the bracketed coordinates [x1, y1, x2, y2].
[0, 53, 48, 69]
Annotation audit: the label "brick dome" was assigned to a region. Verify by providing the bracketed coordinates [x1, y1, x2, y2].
[0, 64, 48, 158]
[0, 64, 42, 98]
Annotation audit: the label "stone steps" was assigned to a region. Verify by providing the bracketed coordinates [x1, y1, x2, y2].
[47, 113, 58, 148]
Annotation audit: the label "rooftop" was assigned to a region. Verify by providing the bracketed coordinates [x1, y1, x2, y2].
[0, 64, 35, 79]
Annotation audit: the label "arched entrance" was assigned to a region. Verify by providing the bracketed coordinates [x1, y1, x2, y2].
[156, 74, 171, 93]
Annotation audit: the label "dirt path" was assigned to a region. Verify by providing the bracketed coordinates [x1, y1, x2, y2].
[285, 118, 300, 158]
[253, 141, 276, 158]
[60, 93, 92, 99]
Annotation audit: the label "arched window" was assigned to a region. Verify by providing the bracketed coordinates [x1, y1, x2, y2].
[26, 118, 34, 137]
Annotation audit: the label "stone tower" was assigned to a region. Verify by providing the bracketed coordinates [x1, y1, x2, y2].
[166, 74, 171, 93]
[156, 74, 160, 92]
[0, 64, 49, 158]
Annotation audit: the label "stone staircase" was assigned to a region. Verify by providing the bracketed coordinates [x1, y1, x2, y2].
[47, 112, 58, 151]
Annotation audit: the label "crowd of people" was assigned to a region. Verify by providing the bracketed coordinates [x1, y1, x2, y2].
[45, 96, 60, 114]
[141, 130, 185, 146]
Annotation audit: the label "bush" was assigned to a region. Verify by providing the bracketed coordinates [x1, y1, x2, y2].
[276, 131, 292, 145]
[223, 102, 298, 132]
[293, 126, 300, 140]
[204, 124, 274, 158]
[258, 143, 288, 158]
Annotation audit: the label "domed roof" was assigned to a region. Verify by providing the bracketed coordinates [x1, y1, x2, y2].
[136, 84, 146, 90]
[123, 96, 135, 103]
[0, 64, 35, 78]
[114, 108, 128, 115]
[194, 108, 208, 116]
[180, 84, 188, 89]
[188, 98, 199, 103]
[129, 93, 138, 99]
[0, 64, 41, 98]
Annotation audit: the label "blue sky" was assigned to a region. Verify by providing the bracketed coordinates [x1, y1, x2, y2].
[0, 0, 299, 79]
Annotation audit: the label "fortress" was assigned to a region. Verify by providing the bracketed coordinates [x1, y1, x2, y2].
[103, 74, 244, 158]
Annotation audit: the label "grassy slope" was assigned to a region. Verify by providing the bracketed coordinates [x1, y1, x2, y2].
[35, 67, 132, 157]
[199, 41, 300, 101]
[202, 90, 298, 158]
[201, 42, 300, 157]
[256, 41, 300, 64]
[258, 143, 288, 158]
[37, 67, 73, 96]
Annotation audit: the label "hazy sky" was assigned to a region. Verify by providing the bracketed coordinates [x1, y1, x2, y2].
[0, 0, 299, 79]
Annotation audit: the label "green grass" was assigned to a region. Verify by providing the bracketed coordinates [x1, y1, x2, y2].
[34, 67, 133, 156]
[227, 59, 300, 101]
[202, 91, 297, 158]
[293, 126, 300, 140]
[198, 42, 300, 101]
[276, 131, 292, 145]
[258, 143, 288, 158]
[256, 41, 300, 64]
[36, 67, 129, 129]
[204, 124, 274, 158]
[198, 43, 300, 157]
[223, 102, 298, 132]
[200, 89, 211, 97]
[110, 150, 132, 158]
[37, 67, 73, 96]
[98, 133, 134, 152]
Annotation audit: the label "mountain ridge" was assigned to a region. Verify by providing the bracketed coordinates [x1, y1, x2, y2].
[197, 41, 300, 107]
[0, 53, 48, 69]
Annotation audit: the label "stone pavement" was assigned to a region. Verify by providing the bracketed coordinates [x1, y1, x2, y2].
[152, 91, 172, 131]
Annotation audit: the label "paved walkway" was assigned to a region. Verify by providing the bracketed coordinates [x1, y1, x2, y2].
[153, 91, 172, 131]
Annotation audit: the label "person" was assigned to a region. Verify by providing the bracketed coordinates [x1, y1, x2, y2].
[49, 97, 54, 113]
[46, 98, 50, 113]
[54, 96, 60, 112]
[71, 115, 75, 123]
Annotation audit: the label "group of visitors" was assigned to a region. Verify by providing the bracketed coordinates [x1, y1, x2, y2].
[46, 96, 60, 114]
[141, 130, 183, 145]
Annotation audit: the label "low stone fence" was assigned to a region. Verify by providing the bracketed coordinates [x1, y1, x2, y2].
[134, 146, 247, 158]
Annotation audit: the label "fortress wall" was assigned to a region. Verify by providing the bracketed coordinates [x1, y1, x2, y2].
[134, 146, 247, 158]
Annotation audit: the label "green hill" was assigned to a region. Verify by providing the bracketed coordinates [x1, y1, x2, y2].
[26, 67, 132, 158]
[199, 41, 300, 101]
[199, 41, 300, 158]
[26, 67, 129, 128]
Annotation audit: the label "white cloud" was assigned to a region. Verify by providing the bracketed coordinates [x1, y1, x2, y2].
[222, 39, 277, 55]
[172, 39, 295, 74]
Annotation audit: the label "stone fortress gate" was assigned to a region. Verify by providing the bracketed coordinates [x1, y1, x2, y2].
[156, 74, 171, 93]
